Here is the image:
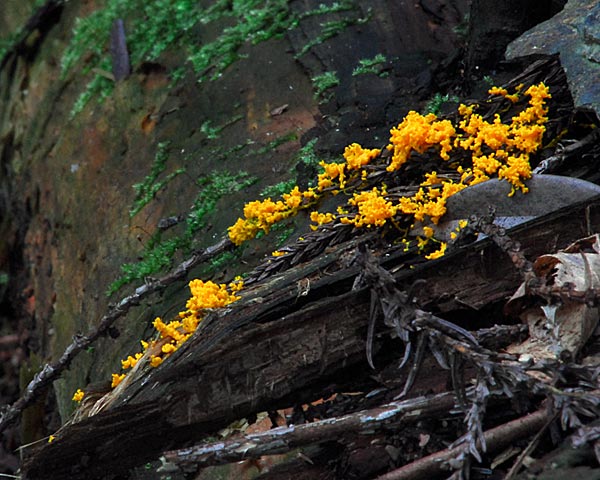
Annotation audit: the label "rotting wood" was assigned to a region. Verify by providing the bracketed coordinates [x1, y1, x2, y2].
[21, 195, 600, 479]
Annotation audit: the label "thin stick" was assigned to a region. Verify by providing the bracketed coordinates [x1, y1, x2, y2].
[164, 391, 459, 469]
[503, 410, 558, 480]
[375, 408, 550, 480]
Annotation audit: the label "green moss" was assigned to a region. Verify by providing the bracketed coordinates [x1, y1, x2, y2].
[452, 12, 470, 39]
[255, 132, 298, 154]
[0, 32, 19, 62]
[300, 1, 356, 17]
[352, 54, 388, 77]
[294, 11, 371, 59]
[198, 250, 240, 278]
[200, 120, 221, 140]
[189, 0, 357, 80]
[273, 223, 295, 247]
[61, 0, 366, 115]
[108, 237, 182, 295]
[130, 141, 185, 218]
[259, 137, 321, 198]
[64, 0, 207, 116]
[260, 179, 297, 199]
[423, 93, 460, 116]
[297, 138, 320, 168]
[312, 71, 339, 102]
[0, 0, 49, 61]
[109, 170, 256, 295]
[186, 171, 256, 234]
[200, 114, 244, 140]
[483, 75, 495, 87]
[188, 0, 295, 80]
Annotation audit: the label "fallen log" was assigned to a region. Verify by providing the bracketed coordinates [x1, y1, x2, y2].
[21, 194, 600, 479]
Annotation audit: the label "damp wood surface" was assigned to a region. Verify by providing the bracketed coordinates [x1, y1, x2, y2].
[21, 194, 600, 479]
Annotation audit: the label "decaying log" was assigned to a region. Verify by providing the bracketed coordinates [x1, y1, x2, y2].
[21, 194, 600, 479]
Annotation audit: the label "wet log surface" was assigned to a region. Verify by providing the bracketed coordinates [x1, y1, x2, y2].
[21, 194, 600, 479]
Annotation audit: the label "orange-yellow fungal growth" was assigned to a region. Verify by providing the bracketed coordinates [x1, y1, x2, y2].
[488, 86, 519, 103]
[72, 389, 85, 402]
[77, 82, 551, 402]
[387, 112, 456, 171]
[185, 279, 241, 314]
[340, 187, 398, 227]
[121, 353, 143, 370]
[398, 180, 467, 225]
[103, 279, 243, 391]
[111, 373, 125, 388]
[454, 82, 550, 196]
[310, 211, 335, 230]
[343, 143, 381, 170]
[228, 189, 318, 246]
[425, 242, 447, 260]
[150, 356, 163, 368]
[317, 160, 346, 191]
[228, 144, 383, 244]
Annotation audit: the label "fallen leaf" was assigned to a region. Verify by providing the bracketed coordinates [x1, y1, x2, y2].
[506, 235, 600, 361]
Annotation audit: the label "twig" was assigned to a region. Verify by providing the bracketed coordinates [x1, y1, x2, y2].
[0, 237, 233, 434]
[471, 213, 533, 278]
[533, 129, 600, 174]
[163, 391, 459, 470]
[375, 408, 550, 480]
[503, 409, 558, 480]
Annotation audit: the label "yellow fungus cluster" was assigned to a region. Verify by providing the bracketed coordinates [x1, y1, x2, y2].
[488, 85, 521, 103]
[228, 143, 382, 245]
[69, 83, 551, 413]
[343, 142, 382, 170]
[309, 211, 335, 229]
[72, 388, 85, 402]
[386, 83, 550, 237]
[340, 187, 397, 227]
[228, 186, 319, 245]
[425, 241, 447, 260]
[228, 83, 550, 252]
[141, 278, 242, 374]
[74, 277, 243, 397]
[387, 112, 456, 171]
[455, 83, 550, 194]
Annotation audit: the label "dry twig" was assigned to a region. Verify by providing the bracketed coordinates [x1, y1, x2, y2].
[375, 408, 551, 480]
[163, 391, 459, 471]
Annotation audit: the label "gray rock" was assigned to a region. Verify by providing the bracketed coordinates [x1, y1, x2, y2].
[506, 0, 600, 116]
